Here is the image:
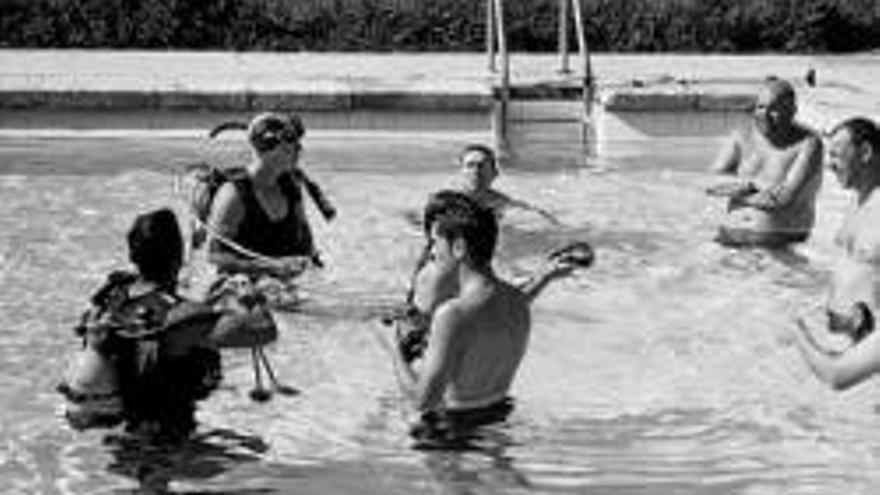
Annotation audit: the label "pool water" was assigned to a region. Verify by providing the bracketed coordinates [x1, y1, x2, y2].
[1, 130, 879, 494]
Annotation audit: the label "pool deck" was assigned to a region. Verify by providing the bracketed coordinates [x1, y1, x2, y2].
[2, 50, 880, 131]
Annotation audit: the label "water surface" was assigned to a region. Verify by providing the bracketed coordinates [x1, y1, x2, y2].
[1, 131, 879, 494]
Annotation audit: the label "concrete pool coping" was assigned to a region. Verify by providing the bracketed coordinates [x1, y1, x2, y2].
[2, 50, 880, 131]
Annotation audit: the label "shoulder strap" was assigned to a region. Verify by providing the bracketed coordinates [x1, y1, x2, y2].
[279, 172, 302, 203]
[90, 271, 138, 308]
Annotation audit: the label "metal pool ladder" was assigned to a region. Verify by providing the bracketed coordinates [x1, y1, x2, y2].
[486, 0, 595, 168]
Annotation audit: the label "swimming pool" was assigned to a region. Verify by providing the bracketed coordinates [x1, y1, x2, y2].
[1, 128, 878, 494]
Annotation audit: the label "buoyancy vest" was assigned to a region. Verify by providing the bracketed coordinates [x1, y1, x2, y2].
[60, 271, 221, 438]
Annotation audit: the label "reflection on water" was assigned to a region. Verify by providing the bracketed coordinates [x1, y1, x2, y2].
[102, 429, 268, 493]
[2, 135, 880, 494]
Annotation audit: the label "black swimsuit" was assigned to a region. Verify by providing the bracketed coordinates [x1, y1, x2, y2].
[231, 174, 315, 257]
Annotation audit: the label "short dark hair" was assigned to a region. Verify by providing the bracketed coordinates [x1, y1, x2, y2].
[127, 208, 183, 287]
[831, 117, 880, 152]
[423, 190, 498, 268]
[459, 144, 497, 172]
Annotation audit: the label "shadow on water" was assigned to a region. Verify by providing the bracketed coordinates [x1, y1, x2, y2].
[715, 243, 826, 290]
[419, 427, 533, 494]
[103, 428, 272, 494]
[498, 223, 671, 266]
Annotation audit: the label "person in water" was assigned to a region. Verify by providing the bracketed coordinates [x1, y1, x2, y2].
[793, 117, 880, 389]
[207, 111, 321, 277]
[386, 191, 590, 446]
[707, 78, 823, 248]
[59, 208, 277, 441]
[455, 143, 560, 224]
[393, 190, 589, 363]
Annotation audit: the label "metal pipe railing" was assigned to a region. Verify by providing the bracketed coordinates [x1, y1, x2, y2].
[487, 0, 496, 72]
[490, 0, 510, 149]
[558, 0, 570, 74]
[571, 0, 593, 150]
[570, 0, 592, 88]
[488, 0, 592, 150]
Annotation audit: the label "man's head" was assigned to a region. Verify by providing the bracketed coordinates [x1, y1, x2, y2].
[828, 302, 875, 343]
[423, 190, 498, 271]
[458, 144, 498, 192]
[247, 112, 305, 160]
[827, 117, 880, 190]
[127, 208, 184, 287]
[754, 78, 797, 136]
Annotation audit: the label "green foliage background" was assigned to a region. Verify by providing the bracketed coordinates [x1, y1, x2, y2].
[1, 0, 877, 52]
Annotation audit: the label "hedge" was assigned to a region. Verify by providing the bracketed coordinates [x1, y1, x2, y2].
[0, 0, 877, 52]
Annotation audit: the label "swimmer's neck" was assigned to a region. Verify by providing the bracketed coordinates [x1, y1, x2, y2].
[248, 159, 285, 186]
[458, 263, 497, 291]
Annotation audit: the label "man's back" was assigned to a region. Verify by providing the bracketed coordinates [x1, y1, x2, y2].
[440, 278, 530, 410]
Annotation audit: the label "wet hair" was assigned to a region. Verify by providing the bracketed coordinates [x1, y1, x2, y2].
[247, 112, 305, 153]
[127, 208, 183, 288]
[459, 143, 497, 173]
[422, 189, 477, 236]
[830, 117, 880, 155]
[424, 189, 498, 268]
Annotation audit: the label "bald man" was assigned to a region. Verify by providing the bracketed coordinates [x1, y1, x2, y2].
[707, 79, 823, 248]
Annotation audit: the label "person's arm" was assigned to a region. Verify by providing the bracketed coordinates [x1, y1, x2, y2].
[507, 197, 562, 225]
[740, 135, 823, 211]
[491, 189, 561, 225]
[706, 132, 763, 199]
[793, 317, 880, 390]
[398, 304, 463, 413]
[388, 327, 420, 402]
[518, 259, 575, 304]
[411, 303, 463, 412]
[709, 132, 742, 175]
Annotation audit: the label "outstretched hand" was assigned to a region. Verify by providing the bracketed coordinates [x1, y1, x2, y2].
[548, 241, 595, 271]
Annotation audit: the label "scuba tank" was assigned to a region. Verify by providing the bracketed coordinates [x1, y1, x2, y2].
[57, 342, 124, 430]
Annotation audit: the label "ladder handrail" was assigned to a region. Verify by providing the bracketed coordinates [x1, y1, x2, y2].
[487, 0, 593, 153]
[570, 0, 592, 89]
[489, 0, 510, 148]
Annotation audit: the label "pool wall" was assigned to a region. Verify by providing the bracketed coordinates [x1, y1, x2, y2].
[2, 51, 878, 167]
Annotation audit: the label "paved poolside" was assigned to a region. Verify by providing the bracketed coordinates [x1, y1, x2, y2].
[1, 50, 880, 130]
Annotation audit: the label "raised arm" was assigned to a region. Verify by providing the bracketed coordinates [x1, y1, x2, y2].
[518, 259, 574, 303]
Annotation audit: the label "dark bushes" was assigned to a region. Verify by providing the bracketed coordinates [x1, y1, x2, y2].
[0, 0, 877, 52]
